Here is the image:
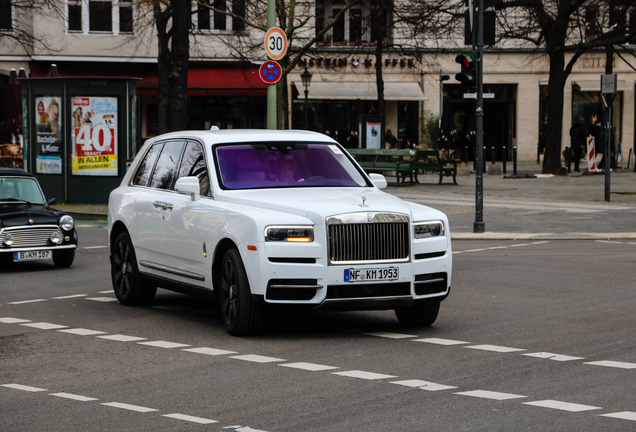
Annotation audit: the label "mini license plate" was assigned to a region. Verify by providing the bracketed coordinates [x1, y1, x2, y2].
[13, 250, 52, 262]
[344, 267, 399, 282]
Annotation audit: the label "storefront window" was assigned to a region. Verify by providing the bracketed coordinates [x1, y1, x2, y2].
[572, 85, 622, 147]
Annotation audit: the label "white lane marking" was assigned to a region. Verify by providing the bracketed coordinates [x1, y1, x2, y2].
[465, 344, 525, 353]
[595, 240, 624, 244]
[162, 413, 218, 424]
[97, 290, 113, 294]
[413, 337, 469, 346]
[230, 354, 285, 363]
[52, 294, 88, 299]
[531, 241, 550, 245]
[183, 347, 237, 356]
[279, 362, 339, 372]
[235, 427, 269, 432]
[8, 299, 47, 305]
[523, 352, 584, 362]
[463, 248, 487, 252]
[600, 412, 636, 421]
[487, 246, 509, 250]
[510, 243, 531, 247]
[50, 392, 98, 402]
[584, 360, 636, 369]
[452, 251, 463, 254]
[85, 297, 118, 302]
[83, 246, 108, 249]
[332, 370, 397, 380]
[523, 400, 602, 412]
[456, 390, 527, 401]
[97, 334, 147, 342]
[0, 317, 32, 323]
[391, 380, 457, 391]
[20, 322, 68, 330]
[153, 305, 193, 311]
[2, 384, 47, 392]
[138, 341, 191, 349]
[364, 332, 417, 339]
[58, 328, 107, 336]
[102, 402, 158, 412]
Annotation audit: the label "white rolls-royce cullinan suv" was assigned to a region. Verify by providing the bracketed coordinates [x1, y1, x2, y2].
[108, 130, 452, 335]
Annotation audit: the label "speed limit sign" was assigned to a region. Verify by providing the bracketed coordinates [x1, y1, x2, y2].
[264, 27, 288, 61]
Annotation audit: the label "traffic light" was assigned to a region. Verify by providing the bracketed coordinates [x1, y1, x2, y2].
[455, 50, 478, 91]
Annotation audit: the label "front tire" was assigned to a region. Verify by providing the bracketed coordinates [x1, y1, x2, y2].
[395, 300, 440, 327]
[53, 250, 75, 268]
[219, 248, 262, 336]
[111, 232, 156, 306]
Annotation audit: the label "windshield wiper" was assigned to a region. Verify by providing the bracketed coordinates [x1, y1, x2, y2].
[0, 198, 31, 204]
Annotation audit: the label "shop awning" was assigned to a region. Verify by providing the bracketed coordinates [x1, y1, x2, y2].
[571, 81, 632, 92]
[294, 81, 427, 101]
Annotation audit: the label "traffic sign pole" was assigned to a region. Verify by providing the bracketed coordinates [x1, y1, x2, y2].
[266, 0, 276, 130]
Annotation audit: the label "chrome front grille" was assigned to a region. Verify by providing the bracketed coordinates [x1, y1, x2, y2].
[0, 225, 62, 248]
[327, 213, 410, 264]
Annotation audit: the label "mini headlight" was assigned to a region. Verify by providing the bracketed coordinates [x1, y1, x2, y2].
[59, 215, 74, 231]
[414, 221, 444, 239]
[4, 233, 14, 246]
[265, 226, 314, 242]
[50, 231, 64, 244]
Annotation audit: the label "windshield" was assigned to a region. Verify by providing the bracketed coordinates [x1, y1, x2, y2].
[216, 142, 368, 190]
[0, 177, 45, 203]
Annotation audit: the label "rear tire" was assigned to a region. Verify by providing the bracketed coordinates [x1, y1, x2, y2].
[219, 248, 262, 336]
[395, 300, 440, 327]
[111, 232, 156, 306]
[53, 250, 75, 268]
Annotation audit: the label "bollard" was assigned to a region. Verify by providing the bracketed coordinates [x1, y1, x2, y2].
[565, 146, 571, 173]
[491, 146, 495, 164]
[464, 146, 468, 164]
[513, 146, 517, 176]
[537, 143, 540, 164]
[628, 147, 633, 170]
[502, 146, 507, 174]
[483, 146, 487, 171]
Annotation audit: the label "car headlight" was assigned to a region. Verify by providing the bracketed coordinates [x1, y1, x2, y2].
[413, 221, 444, 239]
[59, 215, 74, 231]
[50, 231, 64, 245]
[4, 233, 14, 246]
[265, 226, 314, 242]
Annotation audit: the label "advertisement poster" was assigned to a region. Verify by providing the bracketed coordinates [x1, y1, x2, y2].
[366, 121, 381, 149]
[36, 155, 62, 175]
[35, 96, 62, 174]
[71, 97, 118, 176]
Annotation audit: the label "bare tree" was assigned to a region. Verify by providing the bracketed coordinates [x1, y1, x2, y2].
[397, 0, 636, 174]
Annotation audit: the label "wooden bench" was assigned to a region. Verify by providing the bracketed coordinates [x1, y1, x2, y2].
[346, 148, 417, 187]
[410, 149, 458, 185]
[346, 148, 458, 186]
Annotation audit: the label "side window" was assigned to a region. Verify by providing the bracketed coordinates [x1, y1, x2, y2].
[149, 140, 186, 190]
[178, 141, 211, 197]
[132, 143, 163, 187]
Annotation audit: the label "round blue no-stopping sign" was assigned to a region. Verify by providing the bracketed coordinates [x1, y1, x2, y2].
[259, 61, 282, 84]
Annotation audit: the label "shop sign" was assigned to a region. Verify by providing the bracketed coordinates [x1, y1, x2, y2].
[71, 97, 118, 176]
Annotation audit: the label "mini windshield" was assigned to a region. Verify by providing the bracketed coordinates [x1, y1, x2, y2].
[0, 177, 45, 203]
[216, 143, 368, 190]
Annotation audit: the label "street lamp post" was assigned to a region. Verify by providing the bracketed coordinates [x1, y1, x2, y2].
[301, 67, 312, 130]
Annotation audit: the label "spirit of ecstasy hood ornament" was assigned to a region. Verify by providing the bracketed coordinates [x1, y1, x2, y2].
[360, 195, 368, 207]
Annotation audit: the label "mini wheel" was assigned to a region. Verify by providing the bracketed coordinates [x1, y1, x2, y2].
[53, 250, 75, 268]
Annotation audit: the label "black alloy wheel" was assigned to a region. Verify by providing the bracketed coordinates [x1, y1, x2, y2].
[111, 232, 156, 306]
[395, 299, 440, 327]
[219, 248, 262, 336]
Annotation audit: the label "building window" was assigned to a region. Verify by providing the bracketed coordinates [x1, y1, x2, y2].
[332, 8, 363, 44]
[193, 0, 243, 33]
[0, 0, 12, 30]
[67, 0, 133, 34]
[320, 1, 393, 46]
[90, 0, 112, 32]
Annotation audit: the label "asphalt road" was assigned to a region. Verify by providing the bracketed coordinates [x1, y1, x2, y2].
[1, 225, 635, 431]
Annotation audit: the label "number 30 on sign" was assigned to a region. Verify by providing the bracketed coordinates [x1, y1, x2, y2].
[264, 27, 288, 61]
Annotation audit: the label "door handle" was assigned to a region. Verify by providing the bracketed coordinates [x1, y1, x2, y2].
[153, 201, 174, 211]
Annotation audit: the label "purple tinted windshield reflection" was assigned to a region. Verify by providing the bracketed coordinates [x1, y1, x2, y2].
[216, 143, 367, 190]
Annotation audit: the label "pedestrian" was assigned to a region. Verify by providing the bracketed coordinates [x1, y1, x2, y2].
[569, 117, 586, 172]
[385, 129, 398, 149]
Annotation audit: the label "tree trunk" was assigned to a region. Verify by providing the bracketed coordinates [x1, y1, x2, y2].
[154, 5, 170, 135]
[542, 51, 566, 174]
[167, 0, 190, 132]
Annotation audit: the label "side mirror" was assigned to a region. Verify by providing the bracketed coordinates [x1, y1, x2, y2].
[368, 173, 387, 190]
[47, 197, 56, 206]
[174, 176, 201, 201]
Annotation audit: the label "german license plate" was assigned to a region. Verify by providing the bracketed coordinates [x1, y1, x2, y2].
[13, 250, 52, 262]
[344, 267, 399, 282]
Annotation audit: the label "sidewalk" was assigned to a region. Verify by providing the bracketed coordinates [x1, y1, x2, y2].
[52, 162, 636, 240]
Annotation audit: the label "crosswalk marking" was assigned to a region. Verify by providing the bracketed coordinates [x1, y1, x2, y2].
[413, 337, 469, 345]
[20, 322, 68, 330]
[2, 384, 47, 392]
[97, 334, 147, 342]
[58, 328, 107, 336]
[523, 400, 602, 412]
[600, 412, 636, 421]
[50, 392, 98, 402]
[523, 352, 584, 361]
[364, 332, 417, 339]
[584, 360, 636, 369]
[456, 390, 526, 400]
[182, 347, 237, 356]
[280, 362, 338, 372]
[162, 413, 218, 424]
[465, 344, 525, 353]
[391, 380, 457, 391]
[332, 370, 397, 380]
[138, 341, 191, 349]
[102, 402, 158, 412]
[230, 354, 285, 363]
